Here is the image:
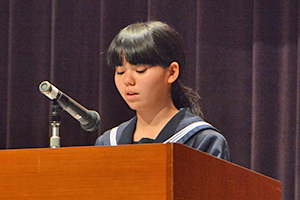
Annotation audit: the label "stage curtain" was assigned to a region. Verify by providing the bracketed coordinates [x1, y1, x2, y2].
[0, 0, 299, 199]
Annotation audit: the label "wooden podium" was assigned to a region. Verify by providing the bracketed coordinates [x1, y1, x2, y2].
[0, 143, 281, 199]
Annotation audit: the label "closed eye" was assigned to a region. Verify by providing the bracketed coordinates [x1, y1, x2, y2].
[116, 71, 124, 75]
[136, 69, 147, 73]
[135, 66, 148, 74]
[115, 66, 125, 75]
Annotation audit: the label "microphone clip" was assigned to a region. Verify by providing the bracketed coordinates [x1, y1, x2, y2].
[50, 100, 62, 148]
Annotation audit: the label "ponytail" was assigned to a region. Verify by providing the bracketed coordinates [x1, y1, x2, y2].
[171, 80, 203, 117]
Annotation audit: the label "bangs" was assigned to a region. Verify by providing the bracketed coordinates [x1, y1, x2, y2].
[106, 21, 184, 69]
[107, 41, 160, 67]
[107, 23, 164, 68]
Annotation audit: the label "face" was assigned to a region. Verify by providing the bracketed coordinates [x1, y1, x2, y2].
[114, 60, 174, 112]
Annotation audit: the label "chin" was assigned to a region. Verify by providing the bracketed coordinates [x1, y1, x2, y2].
[127, 104, 146, 112]
[126, 103, 139, 111]
[126, 101, 152, 112]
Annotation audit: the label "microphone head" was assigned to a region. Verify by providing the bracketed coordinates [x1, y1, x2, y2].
[39, 81, 59, 100]
[80, 110, 100, 132]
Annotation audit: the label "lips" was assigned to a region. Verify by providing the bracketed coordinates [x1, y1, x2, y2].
[126, 90, 138, 95]
[125, 91, 139, 101]
[127, 92, 138, 95]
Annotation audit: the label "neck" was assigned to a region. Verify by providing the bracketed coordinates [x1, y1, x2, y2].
[137, 106, 178, 125]
[134, 103, 179, 141]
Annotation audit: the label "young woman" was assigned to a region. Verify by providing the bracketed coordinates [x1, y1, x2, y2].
[95, 21, 230, 161]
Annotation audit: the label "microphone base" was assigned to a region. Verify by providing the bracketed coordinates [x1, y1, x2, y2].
[50, 136, 60, 148]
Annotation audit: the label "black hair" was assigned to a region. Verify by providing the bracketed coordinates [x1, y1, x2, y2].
[107, 21, 203, 117]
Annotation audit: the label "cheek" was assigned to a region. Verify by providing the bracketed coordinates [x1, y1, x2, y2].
[144, 76, 169, 95]
[114, 76, 123, 93]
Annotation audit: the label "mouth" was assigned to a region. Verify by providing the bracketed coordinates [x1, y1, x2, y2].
[125, 92, 139, 101]
[127, 92, 139, 96]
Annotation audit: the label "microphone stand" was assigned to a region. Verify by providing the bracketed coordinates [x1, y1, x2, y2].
[50, 100, 61, 148]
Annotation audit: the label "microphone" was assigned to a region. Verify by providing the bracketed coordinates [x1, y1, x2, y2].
[39, 81, 100, 132]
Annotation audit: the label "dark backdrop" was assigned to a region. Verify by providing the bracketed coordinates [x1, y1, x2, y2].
[0, 1, 299, 199]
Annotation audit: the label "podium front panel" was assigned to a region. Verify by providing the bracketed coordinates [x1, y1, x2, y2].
[0, 144, 170, 199]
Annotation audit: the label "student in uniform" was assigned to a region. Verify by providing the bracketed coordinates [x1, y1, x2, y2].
[95, 21, 230, 161]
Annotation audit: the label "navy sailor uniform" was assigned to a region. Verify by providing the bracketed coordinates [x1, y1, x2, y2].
[95, 108, 230, 161]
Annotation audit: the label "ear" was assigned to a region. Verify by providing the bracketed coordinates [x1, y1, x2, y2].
[167, 62, 179, 84]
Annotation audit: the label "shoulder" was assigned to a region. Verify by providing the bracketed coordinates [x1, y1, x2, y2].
[174, 109, 218, 134]
[185, 128, 230, 161]
[94, 129, 112, 146]
[94, 116, 136, 146]
[177, 108, 230, 161]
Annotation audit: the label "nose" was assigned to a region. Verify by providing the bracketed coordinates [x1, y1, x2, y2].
[123, 71, 135, 86]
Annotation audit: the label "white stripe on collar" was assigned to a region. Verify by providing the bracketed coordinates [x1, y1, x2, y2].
[163, 121, 212, 144]
[110, 127, 118, 146]
[109, 121, 212, 146]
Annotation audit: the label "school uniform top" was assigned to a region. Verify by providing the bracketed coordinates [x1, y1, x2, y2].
[95, 108, 230, 161]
